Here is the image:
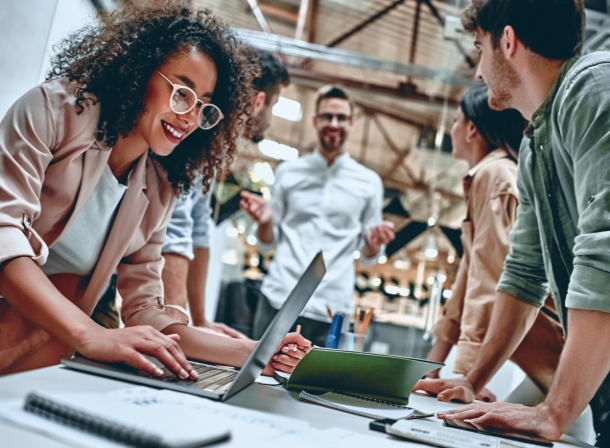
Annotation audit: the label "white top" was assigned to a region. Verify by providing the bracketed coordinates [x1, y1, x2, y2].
[42, 164, 127, 276]
[260, 151, 384, 321]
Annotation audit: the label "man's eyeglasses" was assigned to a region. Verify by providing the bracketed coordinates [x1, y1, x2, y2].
[157, 71, 224, 130]
[316, 113, 352, 125]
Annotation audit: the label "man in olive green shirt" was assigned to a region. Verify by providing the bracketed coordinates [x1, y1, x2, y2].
[414, 0, 610, 445]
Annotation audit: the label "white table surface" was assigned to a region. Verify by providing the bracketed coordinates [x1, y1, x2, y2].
[0, 366, 589, 447]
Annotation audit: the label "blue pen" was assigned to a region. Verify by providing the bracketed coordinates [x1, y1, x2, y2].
[325, 313, 344, 349]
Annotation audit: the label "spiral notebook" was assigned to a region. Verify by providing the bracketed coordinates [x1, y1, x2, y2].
[299, 391, 417, 420]
[22, 390, 231, 448]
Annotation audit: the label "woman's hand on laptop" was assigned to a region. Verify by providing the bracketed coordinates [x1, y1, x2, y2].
[263, 332, 312, 375]
[79, 326, 199, 380]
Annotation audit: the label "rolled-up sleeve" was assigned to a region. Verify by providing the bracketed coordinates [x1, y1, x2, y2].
[0, 85, 56, 266]
[257, 164, 286, 253]
[190, 190, 211, 249]
[162, 193, 196, 260]
[497, 148, 548, 307]
[559, 65, 610, 313]
[358, 174, 384, 265]
[118, 197, 188, 331]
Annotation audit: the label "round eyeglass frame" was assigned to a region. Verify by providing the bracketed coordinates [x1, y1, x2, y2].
[157, 71, 224, 130]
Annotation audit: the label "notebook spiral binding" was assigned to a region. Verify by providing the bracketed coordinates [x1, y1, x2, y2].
[333, 390, 410, 408]
[24, 392, 163, 448]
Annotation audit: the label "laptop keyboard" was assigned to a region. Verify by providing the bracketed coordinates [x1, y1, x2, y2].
[141, 364, 238, 392]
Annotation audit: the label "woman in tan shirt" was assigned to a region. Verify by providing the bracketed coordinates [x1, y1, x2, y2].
[421, 85, 564, 402]
[0, 1, 309, 377]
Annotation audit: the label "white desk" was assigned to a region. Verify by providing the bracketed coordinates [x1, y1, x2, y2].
[0, 366, 589, 447]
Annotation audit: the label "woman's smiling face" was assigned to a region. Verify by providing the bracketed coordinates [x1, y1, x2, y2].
[137, 48, 218, 156]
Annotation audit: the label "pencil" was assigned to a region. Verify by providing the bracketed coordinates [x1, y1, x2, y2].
[326, 305, 333, 320]
[360, 308, 375, 335]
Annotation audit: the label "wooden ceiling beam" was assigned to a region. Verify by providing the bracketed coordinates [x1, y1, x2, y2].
[287, 67, 460, 108]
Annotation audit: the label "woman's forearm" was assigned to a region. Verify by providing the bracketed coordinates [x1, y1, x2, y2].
[162, 323, 256, 367]
[0, 256, 98, 350]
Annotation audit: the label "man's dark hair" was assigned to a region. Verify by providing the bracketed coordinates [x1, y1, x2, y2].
[314, 84, 356, 114]
[253, 49, 289, 104]
[462, 0, 585, 60]
[460, 84, 526, 159]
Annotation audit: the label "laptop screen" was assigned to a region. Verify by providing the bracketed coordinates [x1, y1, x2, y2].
[223, 251, 326, 400]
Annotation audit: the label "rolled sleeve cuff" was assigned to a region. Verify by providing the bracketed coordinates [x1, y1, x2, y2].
[161, 238, 194, 260]
[257, 239, 277, 254]
[360, 244, 385, 266]
[497, 271, 547, 308]
[565, 264, 610, 313]
[0, 226, 44, 265]
[192, 234, 210, 249]
[453, 340, 481, 375]
[123, 303, 188, 332]
[432, 315, 460, 345]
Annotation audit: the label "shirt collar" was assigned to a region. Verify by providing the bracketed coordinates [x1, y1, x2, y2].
[312, 149, 350, 168]
[525, 56, 579, 138]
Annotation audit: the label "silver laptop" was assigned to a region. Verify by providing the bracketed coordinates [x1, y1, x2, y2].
[62, 252, 325, 401]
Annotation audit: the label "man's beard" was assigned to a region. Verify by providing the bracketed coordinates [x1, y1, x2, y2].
[487, 49, 520, 111]
[319, 132, 346, 153]
[250, 114, 266, 143]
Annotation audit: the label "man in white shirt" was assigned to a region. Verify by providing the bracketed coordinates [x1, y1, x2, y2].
[241, 85, 395, 346]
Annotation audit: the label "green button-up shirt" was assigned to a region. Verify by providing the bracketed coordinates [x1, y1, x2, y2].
[497, 51, 610, 330]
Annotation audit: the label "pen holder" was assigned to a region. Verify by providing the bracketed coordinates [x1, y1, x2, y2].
[325, 314, 344, 349]
[339, 332, 366, 352]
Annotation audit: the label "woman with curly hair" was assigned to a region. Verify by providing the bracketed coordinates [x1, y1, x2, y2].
[0, 1, 309, 377]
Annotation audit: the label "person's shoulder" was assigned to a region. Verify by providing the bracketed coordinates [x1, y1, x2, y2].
[349, 157, 381, 182]
[562, 52, 610, 93]
[472, 154, 518, 199]
[275, 153, 313, 176]
[43, 78, 101, 144]
[568, 52, 610, 76]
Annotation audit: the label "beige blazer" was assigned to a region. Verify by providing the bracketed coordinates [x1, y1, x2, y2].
[0, 78, 187, 374]
[433, 148, 563, 394]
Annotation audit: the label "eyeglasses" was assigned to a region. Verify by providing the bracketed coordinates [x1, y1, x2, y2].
[316, 113, 352, 125]
[157, 71, 224, 130]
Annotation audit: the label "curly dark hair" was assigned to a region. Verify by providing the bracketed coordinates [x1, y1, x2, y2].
[47, 0, 259, 194]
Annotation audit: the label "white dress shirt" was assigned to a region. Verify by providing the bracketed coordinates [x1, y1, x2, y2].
[259, 151, 384, 322]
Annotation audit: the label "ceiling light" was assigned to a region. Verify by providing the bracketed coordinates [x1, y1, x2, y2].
[424, 233, 438, 259]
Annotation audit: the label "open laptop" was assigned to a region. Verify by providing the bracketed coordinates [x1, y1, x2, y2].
[62, 251, 326, 402]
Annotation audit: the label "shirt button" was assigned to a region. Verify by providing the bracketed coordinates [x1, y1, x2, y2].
[539, 145, 543, 151]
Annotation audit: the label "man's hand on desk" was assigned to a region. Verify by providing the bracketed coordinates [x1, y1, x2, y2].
[78, 326, 199, 380]
[413, 377, 492, 403]
[262, 332, 312, 376]
[438, 402, 562, 441]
